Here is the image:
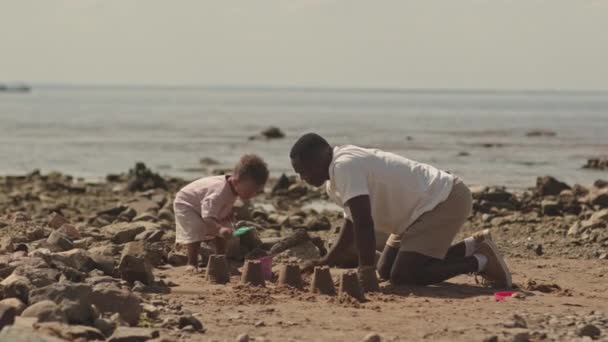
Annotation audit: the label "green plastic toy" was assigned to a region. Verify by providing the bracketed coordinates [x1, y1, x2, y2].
[232, 226, 256, 237]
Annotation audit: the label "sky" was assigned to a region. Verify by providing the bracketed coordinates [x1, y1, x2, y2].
[1, 0, 607, 90]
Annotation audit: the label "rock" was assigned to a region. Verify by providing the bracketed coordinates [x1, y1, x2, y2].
[144, 242, 169, 267]
[595, 179, 608, 189]
[102, 222, 148, 244]
[47, 212, 69, 229]
[483, 336, 498, 342]
[135, 229, 164, 243]
[0, 274, 31, 303]
[536, 176, 571, 197]
[588, 189, 608, 208]
[0, 303, 17, 330]
[512, 332, 530, 342]
[34, 322, 106, 341]
[534, 244, 544, 256]
[89, 253, 117, 276]
[46, 231, 73, 251]
[362, 333, 382, 342]
[94, 317, 116, 337]
[29, 282, 94, 325]
[577, 324, 601, 339]
[0, 298, 26, 315]
[57, 224, 80, 239]
[589, 209, 608, 224]
[11, 263, 62, 288]
[133, 213, 158, 222]
[472, 186, 514, 202]
[48, 249, 96, 273]
[178, 315, 204, 332]
[504, 314, 527, 329]
[127, 199, 160, 216]
[0, 236, 14, 254]
[251, 126, 285, 140]
[157, 209, 174, 222]
[108, 327, 160, 342]
[21, 300, 67, 323]
[142, 304, 159, 319]
[255, 320, 265, 327]
[91, 283, 143, 326]
[541, 200, 561, 216]
[236, 333, 250, 342]
[526, 130, 556, 137]
[272, 174, 295, 194]
[269, 229, 309, 255]
[277, 240, 320, 262]
[583, 158, 608, 171]
[118, 241, 154, 284]
[568, 222, 581, 236]
[126, 162, 167, 192]
[0, 325, 65, 342]
[167, 252, 188, 266]
[287, 183, 308, 198]
[304, 216, 331, 231]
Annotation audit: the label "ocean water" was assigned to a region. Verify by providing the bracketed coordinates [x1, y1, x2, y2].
[1, 85, 607, 189]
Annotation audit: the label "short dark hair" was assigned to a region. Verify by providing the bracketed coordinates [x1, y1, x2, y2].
[289, 133, 331, 161]
[234, 154, 269, 185]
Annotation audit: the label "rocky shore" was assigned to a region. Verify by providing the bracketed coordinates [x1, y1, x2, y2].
[0, 163, 607, 341]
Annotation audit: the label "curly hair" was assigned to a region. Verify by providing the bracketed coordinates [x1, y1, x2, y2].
[233, 154, 269, 185]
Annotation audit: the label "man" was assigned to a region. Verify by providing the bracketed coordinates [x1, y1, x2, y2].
[290, 133, 511, 288]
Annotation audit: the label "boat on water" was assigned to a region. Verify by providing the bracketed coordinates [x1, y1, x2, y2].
[0, 83, 31, 93]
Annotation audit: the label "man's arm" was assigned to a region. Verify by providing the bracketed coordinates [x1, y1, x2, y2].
[301, 219, 354, 273]
[345, 195, 376, 267]
[322, 219, 355, 266]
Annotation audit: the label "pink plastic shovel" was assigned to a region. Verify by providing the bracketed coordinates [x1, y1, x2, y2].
[494, 291, 516, 301]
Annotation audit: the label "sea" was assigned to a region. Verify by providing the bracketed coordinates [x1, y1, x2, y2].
[1, 85, 607, 189]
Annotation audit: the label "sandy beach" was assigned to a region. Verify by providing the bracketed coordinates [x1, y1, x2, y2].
[0, 163, 607, 341]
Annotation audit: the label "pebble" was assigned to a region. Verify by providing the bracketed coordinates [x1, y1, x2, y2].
[236, 334, 250, 342]
[504, 314, 528, 329]
[577, 324, 601, 339]
[362, 333, 381, 342]
[255, 320, 265, 327]
[512, 332, 530, 342]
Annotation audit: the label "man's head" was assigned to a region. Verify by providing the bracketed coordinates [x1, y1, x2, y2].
[290, 133, 332, 187]
[232, 154, 269, 200]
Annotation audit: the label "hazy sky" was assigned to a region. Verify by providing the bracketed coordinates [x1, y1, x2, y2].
[1, 0, 607, 90]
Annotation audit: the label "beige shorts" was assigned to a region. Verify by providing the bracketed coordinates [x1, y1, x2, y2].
[379, 178, 472, 259]
[174, 202, 217, 244]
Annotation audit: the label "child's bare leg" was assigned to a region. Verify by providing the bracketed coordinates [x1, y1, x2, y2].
[214, 237, 227, 255]
[186, 242, 201, 268]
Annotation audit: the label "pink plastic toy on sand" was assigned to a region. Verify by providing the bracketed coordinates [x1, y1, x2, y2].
[494, 291, 515, 301]
[258, 255, 273, 280]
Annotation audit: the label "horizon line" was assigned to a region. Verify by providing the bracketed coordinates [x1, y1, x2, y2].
[10, 81, 608, 95]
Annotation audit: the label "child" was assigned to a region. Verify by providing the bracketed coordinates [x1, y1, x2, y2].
[173, 154, 269, 272]
[290, 133, 512, 288]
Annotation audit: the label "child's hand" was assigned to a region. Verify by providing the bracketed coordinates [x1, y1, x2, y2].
[219, 227, 233, 239]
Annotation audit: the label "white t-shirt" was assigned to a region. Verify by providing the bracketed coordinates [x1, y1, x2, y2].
[326, 145, 455, 235]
